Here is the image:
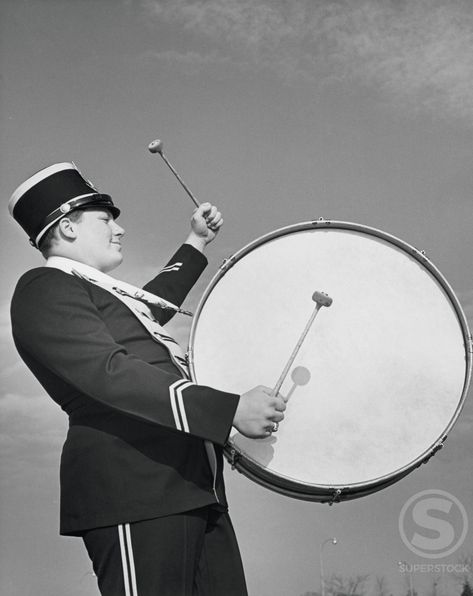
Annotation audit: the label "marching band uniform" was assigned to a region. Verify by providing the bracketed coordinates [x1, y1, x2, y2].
[9, 163, 248, 595]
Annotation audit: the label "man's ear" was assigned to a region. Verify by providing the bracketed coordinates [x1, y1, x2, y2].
[57, 217, 78, 240]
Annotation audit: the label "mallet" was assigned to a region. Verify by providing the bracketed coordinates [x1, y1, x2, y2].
[148, 139, 200, 208]
[272, 291, 333, 398]
[285, 366, 312, 402]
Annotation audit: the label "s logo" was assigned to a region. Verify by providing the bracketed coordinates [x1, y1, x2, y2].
[399, 489, 468, 558]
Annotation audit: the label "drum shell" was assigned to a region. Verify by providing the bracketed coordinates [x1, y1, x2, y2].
[189, 221, 472, 502]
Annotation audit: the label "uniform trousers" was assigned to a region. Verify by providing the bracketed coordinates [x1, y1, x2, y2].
[82, 506, 248, 596]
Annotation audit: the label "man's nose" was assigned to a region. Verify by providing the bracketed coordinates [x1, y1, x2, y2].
[112, 221, 125, 236]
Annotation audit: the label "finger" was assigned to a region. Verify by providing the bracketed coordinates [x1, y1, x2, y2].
[263, 420, 280, 435]
[196, 202, 212, 217]
[274, 397, 286, 411]
[268, 396, 286, 411]
[205, 216, 219, 229]
[207, 211, 222, 226]
[270, 411, 285, 423]
[208, 219, 223, 231]
[264, 407, 284, 422]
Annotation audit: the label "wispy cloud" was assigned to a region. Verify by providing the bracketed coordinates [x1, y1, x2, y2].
[0, 392, 66, 480]
[142, 49, 233, 74]
[0, 392, 65, 441]
[0, 299, 25, 382]
[0, 300, 12, 340]
[144, 0, 473, 120]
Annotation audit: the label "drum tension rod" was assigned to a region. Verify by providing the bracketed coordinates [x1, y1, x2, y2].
[328, 488, 343, 506]
[311, 217, 329, 226]
[219, 256, 237, 272]
[228, 448, 241, 470]
[421, 438, 446, 466]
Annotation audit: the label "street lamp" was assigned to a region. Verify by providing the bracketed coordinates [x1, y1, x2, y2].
[320, 537, 337, 596]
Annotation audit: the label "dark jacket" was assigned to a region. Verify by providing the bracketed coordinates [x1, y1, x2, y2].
[11, 244, 239, 535]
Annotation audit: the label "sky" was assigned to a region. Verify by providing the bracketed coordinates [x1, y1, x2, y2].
[1, 1, 473, 595]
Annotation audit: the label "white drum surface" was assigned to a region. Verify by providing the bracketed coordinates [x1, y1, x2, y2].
[190, 226, 468, 490]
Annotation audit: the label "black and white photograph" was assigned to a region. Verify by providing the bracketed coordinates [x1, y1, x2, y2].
[1, 2, 472, 595]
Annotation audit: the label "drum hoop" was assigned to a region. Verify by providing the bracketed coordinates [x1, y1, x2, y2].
[223, 442, 413, 502]
[189, 220, 472, 492]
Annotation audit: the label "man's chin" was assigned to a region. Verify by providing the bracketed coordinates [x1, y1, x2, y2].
[103, 254, 123, 273]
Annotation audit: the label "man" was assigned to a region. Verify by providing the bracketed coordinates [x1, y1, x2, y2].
[9, 162, 286, 596]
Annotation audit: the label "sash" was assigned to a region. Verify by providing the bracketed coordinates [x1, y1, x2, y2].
[45, 256, 190, 378]
[45, 256, 219, 490]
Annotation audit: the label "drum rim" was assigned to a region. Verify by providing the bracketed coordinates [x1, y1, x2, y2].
[189, 220, 472, 496]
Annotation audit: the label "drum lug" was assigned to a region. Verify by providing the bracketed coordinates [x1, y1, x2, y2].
[220, 256, 236, 272]
[328, 488, 343, 505]
[413, 247, 428, 260]
[229, 448, 241, 470]
[311, 217, 332, 226]
[422, 438, 446, 465]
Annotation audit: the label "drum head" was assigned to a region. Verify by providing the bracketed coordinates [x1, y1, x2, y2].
[189, 222, 471, 501]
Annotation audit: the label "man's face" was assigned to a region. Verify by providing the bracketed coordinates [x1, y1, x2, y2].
[72, 208, 125, 272]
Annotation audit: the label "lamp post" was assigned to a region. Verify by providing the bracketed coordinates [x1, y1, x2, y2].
[320, 537, 337, 596]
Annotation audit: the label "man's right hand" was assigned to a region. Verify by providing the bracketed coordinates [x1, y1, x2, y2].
[233, 385, 286, 439]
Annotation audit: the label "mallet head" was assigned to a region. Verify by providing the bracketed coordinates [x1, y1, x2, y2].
[312, 291, 333, 307]
[291, 366, 311, 387]
[148, 139, 164, 154]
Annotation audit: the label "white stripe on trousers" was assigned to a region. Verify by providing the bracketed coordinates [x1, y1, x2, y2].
[118, 524, 138, 596]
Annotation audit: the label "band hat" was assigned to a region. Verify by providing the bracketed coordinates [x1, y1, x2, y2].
[9, 162, 121, 248]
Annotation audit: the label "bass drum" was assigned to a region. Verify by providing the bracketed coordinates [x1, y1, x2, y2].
[188, 221, 471, 503]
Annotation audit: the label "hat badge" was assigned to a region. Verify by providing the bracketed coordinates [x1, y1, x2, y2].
[71, 162, 98, 192]
[59, 203, 72, 214]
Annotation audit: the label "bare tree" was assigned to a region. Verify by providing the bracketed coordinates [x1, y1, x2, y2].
[457, 553, 473, 586]
[374, 575, 389, 596]
[447, 551, 473, 595]
[427, 576, 441, 596]
[325, 572, 370, 595]
[399, 566, 416, 596]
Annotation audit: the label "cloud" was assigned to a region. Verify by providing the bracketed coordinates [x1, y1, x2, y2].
[143, 0, 473, 120]
[0, 392, 66, 481]
[0, 299, 12, 340]
[0, 299, 26, 384]
[142, 49, 233, 74]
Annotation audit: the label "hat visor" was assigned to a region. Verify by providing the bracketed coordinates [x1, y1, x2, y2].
[35, 193, 120, 247]
[78, 195, 120, 219]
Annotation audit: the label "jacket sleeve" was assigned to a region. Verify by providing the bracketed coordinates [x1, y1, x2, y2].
[143, 243, 208, 325]
[11, 268, 238, 445]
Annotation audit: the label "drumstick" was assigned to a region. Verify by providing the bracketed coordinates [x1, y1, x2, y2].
[148, 139, 201, 208]
[272, 291, 332, 397]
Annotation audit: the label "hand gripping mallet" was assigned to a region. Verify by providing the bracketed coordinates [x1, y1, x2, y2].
[148, 139, 200, 208]
[272, 291, 333, 400]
